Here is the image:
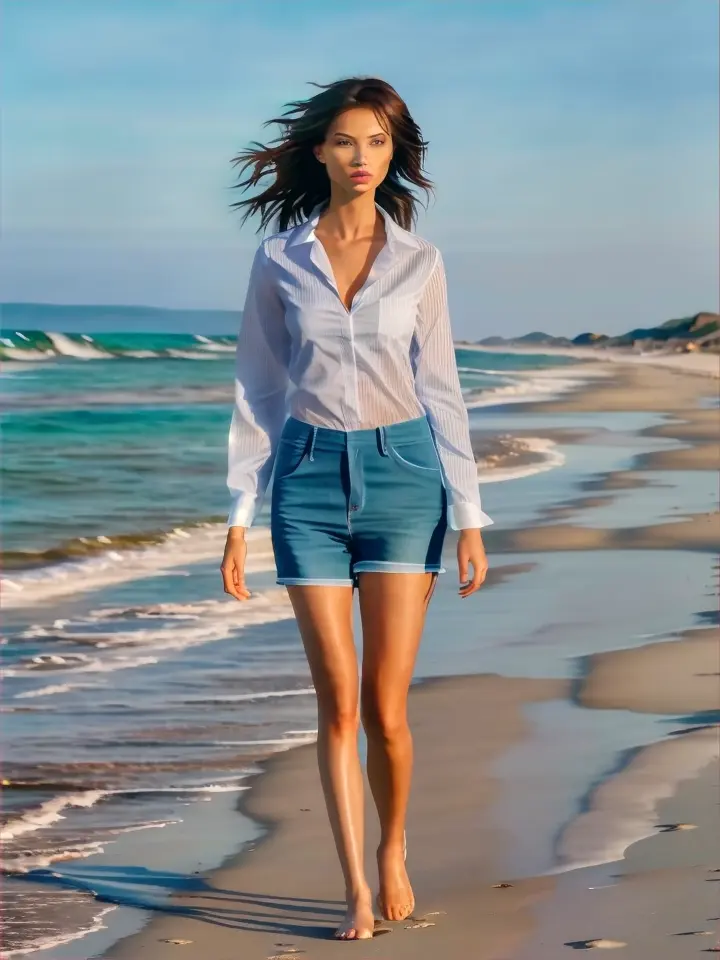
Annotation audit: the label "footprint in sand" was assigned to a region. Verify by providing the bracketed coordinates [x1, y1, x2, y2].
[565, 940, 627, 950]
[655, 822, 697, 832]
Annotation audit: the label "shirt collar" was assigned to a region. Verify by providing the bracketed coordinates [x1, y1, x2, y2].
[286, 200, 421, 253]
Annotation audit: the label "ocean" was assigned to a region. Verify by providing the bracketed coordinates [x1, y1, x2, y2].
[0, 316, 639, 957]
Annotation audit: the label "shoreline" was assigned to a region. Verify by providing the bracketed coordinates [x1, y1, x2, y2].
[5, 355, 717, 958]
[90, 356, 720, 958]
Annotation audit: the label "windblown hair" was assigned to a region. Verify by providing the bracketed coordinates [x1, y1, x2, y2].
[229, 76, 433, 234]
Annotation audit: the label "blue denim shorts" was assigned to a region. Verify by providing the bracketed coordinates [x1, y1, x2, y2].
[270, 415, 448, 587]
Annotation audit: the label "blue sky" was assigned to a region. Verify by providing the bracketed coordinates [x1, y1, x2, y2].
[2, 0, 718, 337]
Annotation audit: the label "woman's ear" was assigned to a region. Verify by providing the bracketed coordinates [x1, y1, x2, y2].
[313, 144, 325, 165]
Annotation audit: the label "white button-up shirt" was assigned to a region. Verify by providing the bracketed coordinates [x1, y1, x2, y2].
[227, 201, 493, 531]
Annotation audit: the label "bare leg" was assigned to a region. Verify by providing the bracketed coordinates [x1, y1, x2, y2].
[285, 584, 374, 940]
[357, 571, 439, 921]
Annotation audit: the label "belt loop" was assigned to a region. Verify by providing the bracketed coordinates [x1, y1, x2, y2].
[308, 425, 318, 461]
[378, 425, 388, 456]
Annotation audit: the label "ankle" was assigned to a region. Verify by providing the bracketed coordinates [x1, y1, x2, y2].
[346, 881, 372, 901]
[377, 834, 405, 854]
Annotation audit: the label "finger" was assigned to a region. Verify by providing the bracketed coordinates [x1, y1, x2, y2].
[459, 565, 485, 596]
[221, 565, 250, 601]
[460, 571, 486, 597]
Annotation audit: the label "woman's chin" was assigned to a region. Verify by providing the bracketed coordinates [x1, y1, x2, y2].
[347, 179, 374, 193]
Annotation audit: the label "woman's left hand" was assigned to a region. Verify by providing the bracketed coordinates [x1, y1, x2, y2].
[457, 529, 489, 598]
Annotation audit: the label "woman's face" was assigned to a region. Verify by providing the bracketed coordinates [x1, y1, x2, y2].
[314, 107, 393, 197]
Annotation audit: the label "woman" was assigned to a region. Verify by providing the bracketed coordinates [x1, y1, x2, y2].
[220, 76, 492, 941]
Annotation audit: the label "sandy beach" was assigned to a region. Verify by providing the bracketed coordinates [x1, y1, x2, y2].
[87, 352, 720, 959]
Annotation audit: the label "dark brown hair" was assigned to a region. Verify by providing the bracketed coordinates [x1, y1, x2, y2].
[229, 76, 433, 234]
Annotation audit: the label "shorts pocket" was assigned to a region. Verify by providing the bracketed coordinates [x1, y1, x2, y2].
[387, 438, 441, 475]
[274, 437, 311, 480]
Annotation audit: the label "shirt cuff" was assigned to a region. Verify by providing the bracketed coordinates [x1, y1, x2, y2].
[227, 492, 257, 528]
[448, 501, 494, 531]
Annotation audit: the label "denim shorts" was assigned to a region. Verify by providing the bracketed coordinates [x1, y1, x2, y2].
[270, 415, 448, 587]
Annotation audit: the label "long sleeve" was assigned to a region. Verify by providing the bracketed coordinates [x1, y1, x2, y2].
[227, 242, 290, 528]
[412, 249, 493, 531]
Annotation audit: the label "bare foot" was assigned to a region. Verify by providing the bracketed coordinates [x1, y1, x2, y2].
[334, 886, 375, 940]
[376, 840, 415, 921]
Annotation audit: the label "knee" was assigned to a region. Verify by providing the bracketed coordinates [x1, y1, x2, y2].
[319, 698, 359, 736]
[360, 689, 408, 743]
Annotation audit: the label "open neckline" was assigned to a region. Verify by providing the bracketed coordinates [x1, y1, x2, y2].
[312, 216, 389, 315]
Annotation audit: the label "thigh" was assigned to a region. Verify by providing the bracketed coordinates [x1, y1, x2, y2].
[285, 584, 358, 712]
[357, 572, 439, 698]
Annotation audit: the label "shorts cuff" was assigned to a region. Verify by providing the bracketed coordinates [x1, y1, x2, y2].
[352, 561, 447, 574]
[276, 577, 354, 586]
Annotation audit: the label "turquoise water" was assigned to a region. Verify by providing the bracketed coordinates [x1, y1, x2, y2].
[1, 330, 580, 567]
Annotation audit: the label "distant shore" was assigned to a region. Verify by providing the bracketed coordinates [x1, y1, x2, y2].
[459, 341, 720, 379]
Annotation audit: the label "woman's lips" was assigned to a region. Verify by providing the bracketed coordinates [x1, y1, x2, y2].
[350, 172, 372, 181]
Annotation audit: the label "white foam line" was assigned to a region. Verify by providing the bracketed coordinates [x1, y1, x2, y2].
[551, 727, 719, 872]
[1, 525, 276, 610]
[1, 777, 255, 846]
[108, 819, 182, 834]
[4, 590, 296, 696]
[2, 839, 109, 873]
[1, 790, 110, 841]
[477, 436, 566, 484]
[176, 686, 316, 704]
[466, 369, 602, 410]
[12, 681, 103, 699]
[1, 905, 117, 957]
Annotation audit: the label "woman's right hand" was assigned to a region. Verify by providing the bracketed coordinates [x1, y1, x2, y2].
[221, 528, 252, 601]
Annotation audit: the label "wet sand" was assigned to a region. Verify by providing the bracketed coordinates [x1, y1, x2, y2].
[580, 626, 720, 715]
[102, 675, 566, 959]
[99, 358, 720, 959]
[517, 757, 720, 958]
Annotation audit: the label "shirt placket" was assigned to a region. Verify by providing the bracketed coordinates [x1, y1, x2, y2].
[342, 306, 360, 430]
